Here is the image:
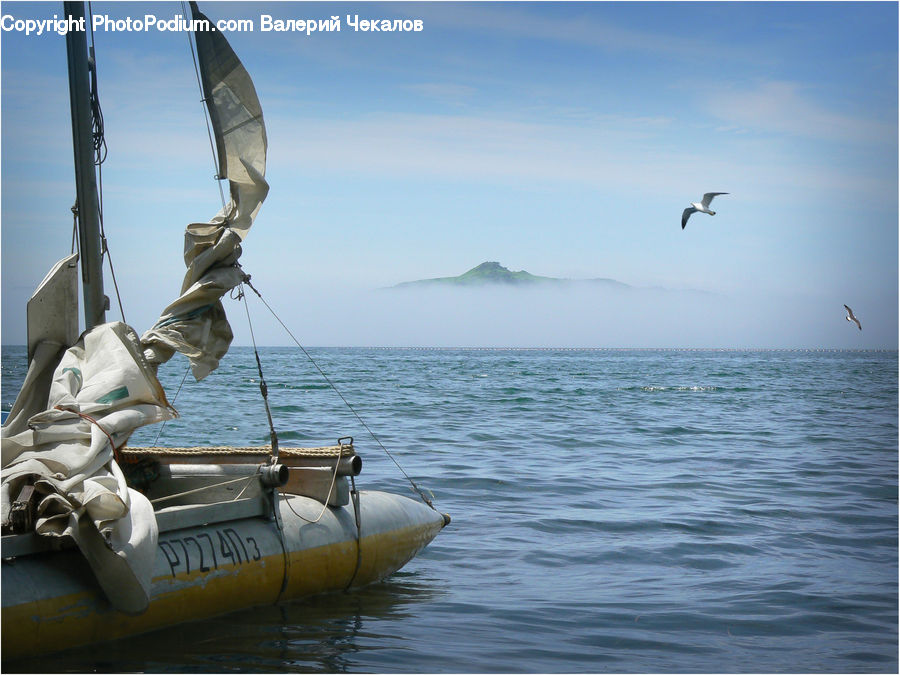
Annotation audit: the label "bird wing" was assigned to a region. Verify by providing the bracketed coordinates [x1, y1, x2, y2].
[682, 207, 696, 229]
[844, 305, 862, 329]
[701, 192, 728, 208]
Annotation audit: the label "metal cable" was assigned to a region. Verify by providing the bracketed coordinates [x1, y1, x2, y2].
[239, 283, 280, 460]
[152, 363, 192, 446]
[86, 2, 126, 323]
[71, 204, 79, 254]
[345, 475, 363, 591]
[240, 275, 436, 510]
[149, 475, 255, 505]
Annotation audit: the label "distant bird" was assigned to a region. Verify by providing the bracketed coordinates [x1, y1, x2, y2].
[844, 304, 862, 330]
[682, 192, 729, 229]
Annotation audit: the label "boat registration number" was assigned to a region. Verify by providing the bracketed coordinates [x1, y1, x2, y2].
[158, 528, 263, 577]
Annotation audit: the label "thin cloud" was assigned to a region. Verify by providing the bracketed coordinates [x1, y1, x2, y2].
[404, 82, 478, 106]
[706, 80, 897, 144]
[410, 3, 765, 65]
[263, 110, 897, 203]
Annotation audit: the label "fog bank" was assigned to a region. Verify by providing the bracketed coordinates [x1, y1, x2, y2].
[228, 284, 896, 349]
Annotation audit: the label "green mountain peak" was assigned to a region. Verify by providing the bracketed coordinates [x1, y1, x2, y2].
[393, 261, 558, 288]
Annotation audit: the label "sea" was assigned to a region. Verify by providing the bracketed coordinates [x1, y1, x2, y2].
[1, 346, 897, 673]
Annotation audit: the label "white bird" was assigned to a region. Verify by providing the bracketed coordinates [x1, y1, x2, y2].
[682, 192, 729, 229]
[844, 304, 862, 330]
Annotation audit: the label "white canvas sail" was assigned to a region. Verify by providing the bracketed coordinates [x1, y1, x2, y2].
[141, 1, 268, 380]
[1, 2, 267, 613]
[2, 322, 176, 613]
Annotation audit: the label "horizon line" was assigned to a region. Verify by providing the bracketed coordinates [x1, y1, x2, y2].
[3, 345, 896, 353]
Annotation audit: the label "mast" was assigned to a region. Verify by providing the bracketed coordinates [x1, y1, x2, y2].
[64, 1, 106, 330]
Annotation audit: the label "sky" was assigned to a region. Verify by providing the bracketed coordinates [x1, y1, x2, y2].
[1, 1, 897, 349]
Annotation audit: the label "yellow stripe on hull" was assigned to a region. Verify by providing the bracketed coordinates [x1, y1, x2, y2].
[1, 490, 445, 659]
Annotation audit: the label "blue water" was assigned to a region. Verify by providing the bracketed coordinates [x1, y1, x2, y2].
[2, 346, 897, 673]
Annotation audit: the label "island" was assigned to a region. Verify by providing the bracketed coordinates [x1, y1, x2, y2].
[392, 262, 631, 289]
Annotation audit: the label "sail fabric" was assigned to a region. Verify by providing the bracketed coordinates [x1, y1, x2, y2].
[1, 322, 176, 613]
[191, 0, 268, 240]
[141, 2, 268, 380]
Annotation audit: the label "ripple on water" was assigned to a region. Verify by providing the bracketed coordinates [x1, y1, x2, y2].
[1, 347, 896, 673]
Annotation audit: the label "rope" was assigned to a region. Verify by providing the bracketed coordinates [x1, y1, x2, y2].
[272, 487, 291, 602]
[279, 451, 343, 524]
[238, 283, 280, 460]
[70, 204, 78, 255]
[151, 362, 192, 446]
[346, 475, 363, 591]
[86, 5, 107, 168]
[53, 405, 121, 465]
[121, 445, 351, 458]
[149, 474, 255, 505]
[240, 275, 436, 510]
[85, 2, 126, 324]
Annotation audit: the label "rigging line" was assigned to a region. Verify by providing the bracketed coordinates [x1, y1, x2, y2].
[279, 452, 343, 525]
[345, 474, 364, 591]
[149, 474, 255, 505]
[239, 283, 280, 461]
[152, 363, 192, 446]
[95, 156, 128, 323]
[94, 152, 127, 323]
[240, 276, 436, 510]
[86, 2, 127, 323]
[271, 485, 290, 602]
[71, 205, 79, 255]
[182, 1, 227, 211]
[86, 5, 107, 167]
[53, 405, 122, 466]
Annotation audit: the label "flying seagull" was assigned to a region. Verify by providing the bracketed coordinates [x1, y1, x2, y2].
[844, 304, 862, 330]
[682, 192, 729, 229]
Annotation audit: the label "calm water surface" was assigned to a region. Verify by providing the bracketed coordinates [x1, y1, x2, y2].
[2, 347, 897, 673]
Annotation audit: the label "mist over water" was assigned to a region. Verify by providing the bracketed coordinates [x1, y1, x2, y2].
[3, 271, 894, 350]
[235, 284, 895, 349]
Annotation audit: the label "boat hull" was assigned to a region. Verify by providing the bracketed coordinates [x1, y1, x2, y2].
[1, 490, 445, 659]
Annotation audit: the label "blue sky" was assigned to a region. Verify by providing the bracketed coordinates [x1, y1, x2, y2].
[1, 1, 897, 348]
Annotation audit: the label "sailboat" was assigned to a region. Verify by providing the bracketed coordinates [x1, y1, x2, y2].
[0, 2, 447, 660]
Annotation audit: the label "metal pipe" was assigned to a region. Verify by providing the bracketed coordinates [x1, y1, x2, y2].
[281, 456, 362, 476]
[340, 455, 363, 477]
[260, 463, 289, 487]
[160, 463, 288, 487]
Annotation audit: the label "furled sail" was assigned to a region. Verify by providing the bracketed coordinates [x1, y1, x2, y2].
[2, 322, 176, 613]
[2, 1, 268, 613]
[141, 1, 268, 380]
